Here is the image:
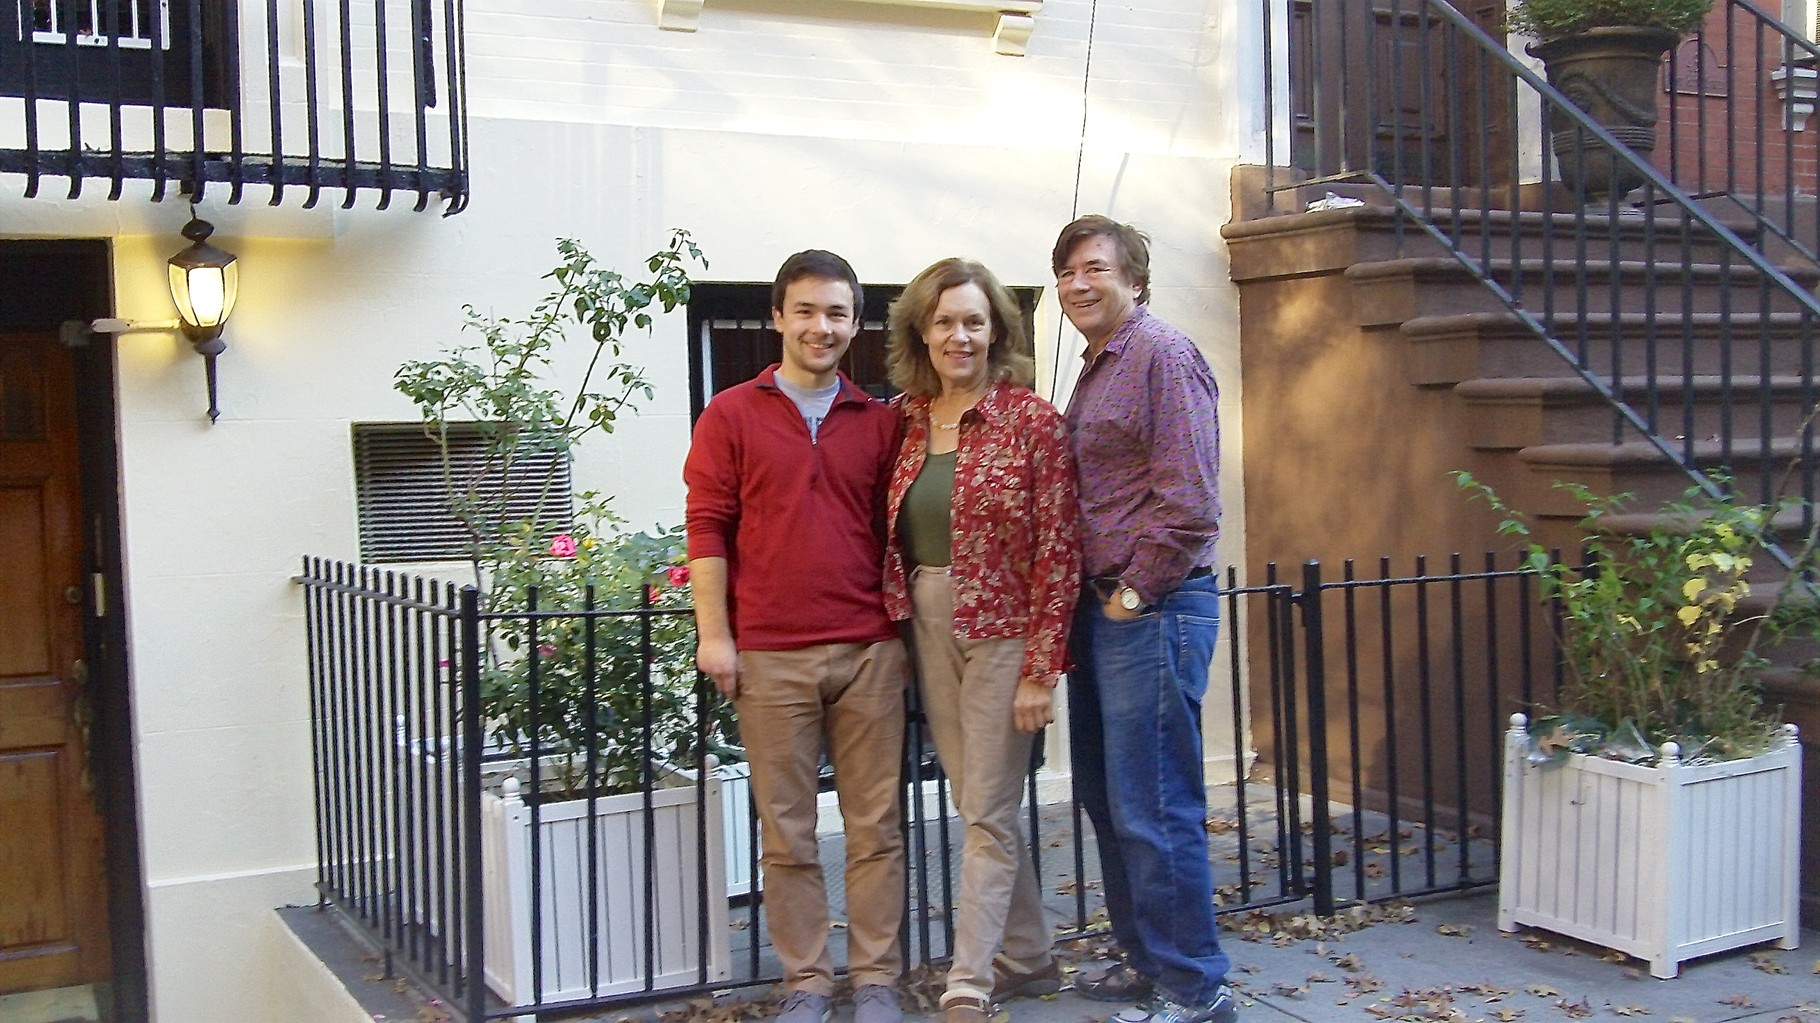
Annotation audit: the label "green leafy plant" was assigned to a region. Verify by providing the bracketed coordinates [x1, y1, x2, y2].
[1507, 0, 1713, 39]
[1457, 473, 1784, 763]
[395, 233, 731, 798]
[482, 503, 730, 795]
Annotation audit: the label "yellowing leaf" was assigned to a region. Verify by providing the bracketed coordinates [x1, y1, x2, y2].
[1676, 604, 1702, 625]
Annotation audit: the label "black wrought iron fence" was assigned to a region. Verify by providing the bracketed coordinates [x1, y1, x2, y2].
[0, 0, 469, 211]
[1264, 0, 1820, 566]
[298, 551, 1540, 1021]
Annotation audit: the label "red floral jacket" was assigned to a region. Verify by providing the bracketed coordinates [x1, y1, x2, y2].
[884, 380, 1082, 687]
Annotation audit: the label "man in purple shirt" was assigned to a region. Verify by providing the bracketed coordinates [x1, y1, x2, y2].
[1052, 215, 1235, 1023]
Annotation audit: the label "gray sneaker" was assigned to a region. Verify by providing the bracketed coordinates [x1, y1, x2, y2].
[777, 990, 834, 1023]
[1147, 987, 1238, 1023]
[852, 984, 903, 1023]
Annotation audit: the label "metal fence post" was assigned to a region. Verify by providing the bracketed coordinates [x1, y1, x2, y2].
[1298, 561, 1336, 916]
[460, 585, 487, 1023]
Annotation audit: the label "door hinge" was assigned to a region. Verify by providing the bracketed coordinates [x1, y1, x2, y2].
[91, 572, 107, 618]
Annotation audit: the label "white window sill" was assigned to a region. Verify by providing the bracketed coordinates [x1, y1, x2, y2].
[657, 0, 1044, 56]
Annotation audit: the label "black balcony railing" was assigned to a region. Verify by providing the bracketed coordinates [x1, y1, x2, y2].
[297, 553, 1533, 1021]
[1265, 1, 1820, 563]
[1, 0, 468, 213]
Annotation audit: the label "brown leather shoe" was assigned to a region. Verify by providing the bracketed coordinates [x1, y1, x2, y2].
[941, 995, 992, 1023]
[990, 955, 1062, 1000]
[1075, 962, 1154, 1004]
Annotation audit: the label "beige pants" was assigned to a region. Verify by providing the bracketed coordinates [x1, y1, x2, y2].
[910, 569, 1053, 1005]
[736, 639, 908, 994]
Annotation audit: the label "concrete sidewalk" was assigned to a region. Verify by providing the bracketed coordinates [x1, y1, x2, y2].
[987, 892, 1816, 1023]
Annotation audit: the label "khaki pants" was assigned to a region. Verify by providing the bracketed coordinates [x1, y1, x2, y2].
[736, 639, 908, 994]
[910, 569, 1052, 1005]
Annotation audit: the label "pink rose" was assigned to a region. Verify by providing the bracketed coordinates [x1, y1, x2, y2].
[537, 643, 558, 658]
[666, 565, 691, 587]
[548, 533, 578, 558]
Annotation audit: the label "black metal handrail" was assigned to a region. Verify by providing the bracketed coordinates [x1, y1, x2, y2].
[1669, 1, 1820, 266]
[1, 0, 469, 213]
[1263, 1, 1820, 564]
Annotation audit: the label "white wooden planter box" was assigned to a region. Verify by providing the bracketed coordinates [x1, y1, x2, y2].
[481, 767, 731, 1006]
[718, 762, 761, 898]
[1497, 713, 1803, 978]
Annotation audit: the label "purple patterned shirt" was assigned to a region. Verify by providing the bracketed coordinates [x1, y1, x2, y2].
[1065, 305, 1221, 605]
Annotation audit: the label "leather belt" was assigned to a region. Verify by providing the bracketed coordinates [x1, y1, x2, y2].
[1088, 566, 1213, 599]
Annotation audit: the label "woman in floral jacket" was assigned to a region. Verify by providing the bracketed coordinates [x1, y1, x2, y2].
[883, 257, 1082, 1023]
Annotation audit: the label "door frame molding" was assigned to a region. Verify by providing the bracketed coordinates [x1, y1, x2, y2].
[0, 238, 148, 1021]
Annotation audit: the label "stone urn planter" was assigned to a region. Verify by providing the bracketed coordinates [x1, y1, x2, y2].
[1529, 26, 1679, 202]
[1497, 714, 1803, 977]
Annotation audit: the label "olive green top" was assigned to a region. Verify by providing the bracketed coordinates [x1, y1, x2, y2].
[897, 449, 956, 568]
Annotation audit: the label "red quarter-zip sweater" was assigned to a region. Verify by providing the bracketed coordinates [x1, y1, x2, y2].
[684, 365, 901, 651]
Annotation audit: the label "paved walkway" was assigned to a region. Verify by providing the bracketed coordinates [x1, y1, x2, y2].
[722, 891, 1816, 1023]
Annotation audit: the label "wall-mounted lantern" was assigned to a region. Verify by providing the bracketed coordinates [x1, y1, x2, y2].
[167, 215, 239, 423]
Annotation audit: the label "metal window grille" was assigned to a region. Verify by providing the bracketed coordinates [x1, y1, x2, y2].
[351, 422, 572, 563]
[25, 0, 168, 50]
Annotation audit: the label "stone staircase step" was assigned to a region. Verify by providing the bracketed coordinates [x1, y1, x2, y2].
[1516, 437, 1809, 517]
[1227, 207, 1773, 286]
[1456, 375, 1820, 450]
[1401, 311, 1820, 386]
[1225, 202, 1767, 279]
[1348, 257, 1820, 326]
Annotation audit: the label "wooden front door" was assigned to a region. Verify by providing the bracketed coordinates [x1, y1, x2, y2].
[1290, 0, 1510, 188]
[0, 329, 111, 994]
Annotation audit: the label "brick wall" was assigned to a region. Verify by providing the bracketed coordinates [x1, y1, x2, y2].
[1654, 4, 1820, 199]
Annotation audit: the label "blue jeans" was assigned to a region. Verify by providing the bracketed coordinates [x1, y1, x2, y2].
[1068, 574, 1230, 1005]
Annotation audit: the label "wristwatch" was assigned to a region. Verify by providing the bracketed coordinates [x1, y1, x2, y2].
[1114, 584, 1143, 612]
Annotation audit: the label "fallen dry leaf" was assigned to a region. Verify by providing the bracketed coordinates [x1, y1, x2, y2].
[1721, 994, 1758, 1009]
[1554, 996, 1593, 1019]
[1611, 1006, 1650, 1017]
[1437, 923, 1471, 937]
[1526, 985, 1561, 998]
[1493, 1011, 1525, 1022]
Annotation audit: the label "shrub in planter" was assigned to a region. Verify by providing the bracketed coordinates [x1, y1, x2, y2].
[1506, 0, 1712, 40]
[393, 232, 733, 792]
[394, 235, 744, 1003]
[1508, 1, 1714, 202]
[1459, 474, 1803, 976]
[1457, 474, 1786, 762]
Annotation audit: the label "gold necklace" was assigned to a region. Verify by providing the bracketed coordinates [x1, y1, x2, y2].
[931, 383, 987, 432]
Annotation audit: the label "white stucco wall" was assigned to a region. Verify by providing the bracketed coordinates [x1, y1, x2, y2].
[1, 2, 1270, 1019]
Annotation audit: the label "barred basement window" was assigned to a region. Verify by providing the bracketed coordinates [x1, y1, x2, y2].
[352, 422, 573, 563]
[684, 281, 1040, 420]
[685, 282, 902, 419]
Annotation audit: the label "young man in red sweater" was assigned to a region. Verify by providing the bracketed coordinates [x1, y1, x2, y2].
[684, 250, 907, 1023]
